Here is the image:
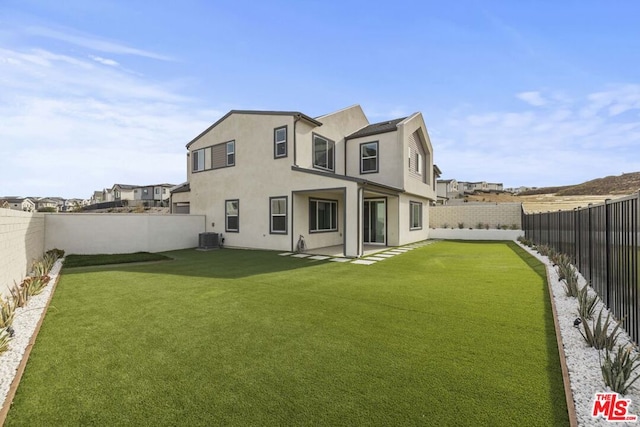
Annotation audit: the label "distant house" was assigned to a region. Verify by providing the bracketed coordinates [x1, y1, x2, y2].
[436, 179, 459, 204]
[170, 183, 190, 213]
[35, 198, 59, 212]
[176, 105, 438, 257]
[2, 197, 36, 212]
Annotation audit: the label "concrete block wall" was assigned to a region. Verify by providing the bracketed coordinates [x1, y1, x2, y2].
[429, 203, 523, 229]
[0, 209, 45, 297]
[44, 213, 206, 255]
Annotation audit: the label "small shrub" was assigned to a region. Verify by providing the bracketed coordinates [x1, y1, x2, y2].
[509, 224, 519, 230]
[457, 222, 464, 229]
[517, 236, 533, 247]
[484, 223, 490, 230]
[500, 224, 509, 230]
[601, 345, 640, 395]
[476, 222, 484, 229]
[580, 309, 623, 351]
[0, 328, 10, 355]
[0, 298, 15, 329]
[443, 223, 449, 229]
[577, 284, 599, 320]
[10, 282, 29, 308]
[46, 248, 65, 259]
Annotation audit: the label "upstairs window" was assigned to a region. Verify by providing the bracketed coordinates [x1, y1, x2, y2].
[226, 141, 235, 166]
[193, 148, 205, 172]
[360, 142, 378, 174]
[313, 134, 334, 172]
[274, 126, 287, 158]
[416, 152, 423, 175]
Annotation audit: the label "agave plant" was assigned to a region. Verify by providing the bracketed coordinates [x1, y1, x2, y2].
[563, 272, 580, 298]
[23, 275, 51, 297]
[601, 345, 640, 395]
[0, 328, 10, 355]
[577, 284, 599, 320]
[0, 298, 15, 329]
[10, 282, 29, 308]
[580, 308, 623, 351]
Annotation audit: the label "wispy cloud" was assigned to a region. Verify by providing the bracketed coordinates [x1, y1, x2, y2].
[25, 25, 173, 61]
[0, 44, 221, 198]
[89, 55, 119, 67]
[516, 91, 547, 107]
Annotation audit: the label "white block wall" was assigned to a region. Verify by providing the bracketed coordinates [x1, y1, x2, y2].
[45, 214, 206, 255]
[0, 210, 45, 297]
[429, 203, 523, 229]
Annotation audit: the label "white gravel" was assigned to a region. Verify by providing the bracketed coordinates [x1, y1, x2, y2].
[0, 258, 63, 411]
[518, 242, 640, 426]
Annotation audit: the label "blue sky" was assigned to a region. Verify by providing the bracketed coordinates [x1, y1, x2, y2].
[1, 1, 639, 198]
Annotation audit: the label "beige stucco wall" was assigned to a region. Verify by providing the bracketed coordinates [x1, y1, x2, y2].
[44, 214, 206, 255]
[400, 113, 436, 201]
[346, 131, 403, 189]
[296, 105, 368, 173]
[428, 203, 523, 229]
[0, 209, 45, 297]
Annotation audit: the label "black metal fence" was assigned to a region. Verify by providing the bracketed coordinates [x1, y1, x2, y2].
[522, 193, 640, 343]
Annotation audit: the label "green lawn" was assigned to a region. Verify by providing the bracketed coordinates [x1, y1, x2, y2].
[6, 241, 568, 426]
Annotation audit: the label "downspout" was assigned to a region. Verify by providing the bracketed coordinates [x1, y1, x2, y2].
[291, 116, 299, 252]
[357, 185, 364, 257]
[293, 115, 299, 166]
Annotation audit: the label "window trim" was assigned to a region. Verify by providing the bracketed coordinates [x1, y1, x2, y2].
[360, 141, 379, 174]
[226, 141, 235, 166]
[410, 201, 423, 230]
[312, 133, 335, 172]
[274, 126, 288, 159]
[416, 152, 423, 175]
[309, 198, 338, 233]
[225, 199, 239, 232]
[269, 196, 288, 234]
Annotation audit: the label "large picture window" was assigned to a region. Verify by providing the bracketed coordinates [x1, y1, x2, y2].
[410, 201, 422, 230]
[313, 134, 334, 171]
[309, 199, 338, 232]
[192, 149, 205, 172]
[274, 126, 287, 158]
[225, 199, 239, 232]
[360, 141, 378, 174]
[270, 197, 287, 234]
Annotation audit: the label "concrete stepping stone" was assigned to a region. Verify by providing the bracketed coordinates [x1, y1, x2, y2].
[352, 259, 376, 265]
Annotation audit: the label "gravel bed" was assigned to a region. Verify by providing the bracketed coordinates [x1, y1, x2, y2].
[518, 242, 640, 426]
[0, 259, 63, 412]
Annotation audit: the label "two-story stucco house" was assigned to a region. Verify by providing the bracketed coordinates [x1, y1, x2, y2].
[178, 105, 437, 257]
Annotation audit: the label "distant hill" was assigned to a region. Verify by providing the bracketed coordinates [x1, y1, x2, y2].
[520, 172, 640, 196]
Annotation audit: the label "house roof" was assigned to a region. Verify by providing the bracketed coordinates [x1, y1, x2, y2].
[112, 184, 138, 190]
[170, 182, 190, 193]
[186, 110, 323, 149]
[345, 117, 406, 140]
